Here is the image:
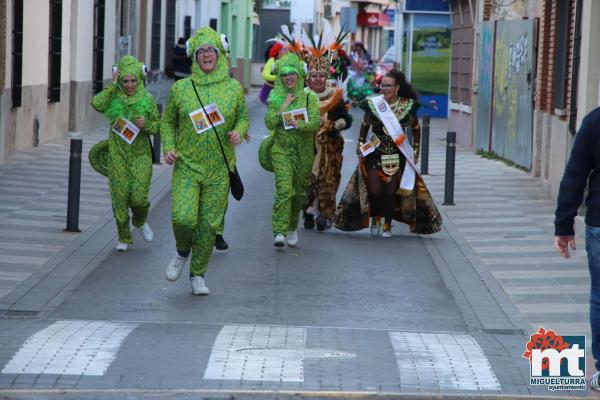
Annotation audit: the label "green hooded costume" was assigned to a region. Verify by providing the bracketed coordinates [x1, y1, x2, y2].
[91, 55, 160, 244]
[264, 53, 320, 236]
[161, 27, 249, 277]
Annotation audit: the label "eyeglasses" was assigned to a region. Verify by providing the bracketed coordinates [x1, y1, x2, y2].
[380, 84, 397, 89]
[197, 47, 217, 55]
[281, 73, 297, 78]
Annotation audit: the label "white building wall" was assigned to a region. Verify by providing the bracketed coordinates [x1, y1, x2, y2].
[104, 0, 118, 80]
[70, 0, 94, 83]
[177, 0, 196, 38]
[195, 0, 220, 29]
[22, 1, 50, 86]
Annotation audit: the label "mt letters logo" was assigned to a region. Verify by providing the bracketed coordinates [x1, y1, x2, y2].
[522, 327, 586, 391]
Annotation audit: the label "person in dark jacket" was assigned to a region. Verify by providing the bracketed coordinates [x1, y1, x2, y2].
[172, 37, 192, 81]
[554, 106, 600, 391]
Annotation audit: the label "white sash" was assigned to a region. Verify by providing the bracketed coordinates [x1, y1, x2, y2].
[370, 95, 418, 192]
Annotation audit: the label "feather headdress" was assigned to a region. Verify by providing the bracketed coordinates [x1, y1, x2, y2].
[280, 19, 349, 73]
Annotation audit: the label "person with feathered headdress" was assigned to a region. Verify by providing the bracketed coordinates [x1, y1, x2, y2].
[161, 27, 249, 295]
[90, 55, 160, 252]
[279, 20, 353, 232]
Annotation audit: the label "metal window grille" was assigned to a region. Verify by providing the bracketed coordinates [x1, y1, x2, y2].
[48, 0, 62, 102]
[11, 0, 23, 108]
[164, 0, 176, 69]
[151, 0, 161, 70]
[552, 0, 570, 110]
[93, 0, 105, 94]
[184, 15, 191, 39]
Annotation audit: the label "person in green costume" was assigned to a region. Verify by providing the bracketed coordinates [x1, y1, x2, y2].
[264, 53, 320, 248]
[91, 55, 160, 252]
[162, 27, 249, 295]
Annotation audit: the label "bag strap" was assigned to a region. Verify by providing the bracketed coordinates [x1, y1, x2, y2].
[191, 80, 232, 172]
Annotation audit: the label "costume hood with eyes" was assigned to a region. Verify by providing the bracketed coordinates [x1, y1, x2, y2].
[103, 55, 153, 123]
[186, 27, 230, 86]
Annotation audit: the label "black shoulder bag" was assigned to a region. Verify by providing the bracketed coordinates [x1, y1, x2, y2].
[191, 81, 244, 201]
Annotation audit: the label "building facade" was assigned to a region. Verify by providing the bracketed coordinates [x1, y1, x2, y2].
[448, 0, 600, 201]
[0, 0, 255, 164]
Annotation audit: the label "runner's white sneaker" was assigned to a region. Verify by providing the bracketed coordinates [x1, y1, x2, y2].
[190, 276, 210, 295]
[273, 234, 286, 248]
[115, 242, 128, 252]
[286, 230, 298, 246]
[139, 223, 154, 242]
[166, 254, 188, 282]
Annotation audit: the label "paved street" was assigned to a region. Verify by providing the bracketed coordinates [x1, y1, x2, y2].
[0, 86, 593, 399]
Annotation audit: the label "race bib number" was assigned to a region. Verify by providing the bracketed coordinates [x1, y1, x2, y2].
[111, 117, 140, 144]
[189, 103, 225, 134]
[282, 108, 308, 130]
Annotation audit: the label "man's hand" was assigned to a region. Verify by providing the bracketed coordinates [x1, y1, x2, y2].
[228, 131, 241, 146]
[244, 133, 252, 143]
[112, 69, 119, 83]
[164, 150, 179, 165]
[554, 235, 576, 259]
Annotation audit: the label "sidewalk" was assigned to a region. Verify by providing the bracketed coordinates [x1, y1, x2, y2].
[0, 78, 173, 312]
[423, 119, 589, 340]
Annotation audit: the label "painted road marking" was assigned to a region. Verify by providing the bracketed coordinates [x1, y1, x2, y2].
[204, 325, 355, 382]
[389, 331, 501, 391]
[2, 320, 138, 376]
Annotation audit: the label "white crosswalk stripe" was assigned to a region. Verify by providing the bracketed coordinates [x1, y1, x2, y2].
[389, 331, 501, 391]
[2, 320, 138, 376]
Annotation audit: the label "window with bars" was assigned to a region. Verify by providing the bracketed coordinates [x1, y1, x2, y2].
[12, 0, 23, 108]
[151, 0, 161, 70]
[93, 0, 105, 94]
[48, 0, 62, 102]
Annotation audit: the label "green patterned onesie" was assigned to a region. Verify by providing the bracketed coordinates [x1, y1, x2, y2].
[161, 27, 249, 277]
[264, 53, 320, 235]
[91, 56, 160, 244]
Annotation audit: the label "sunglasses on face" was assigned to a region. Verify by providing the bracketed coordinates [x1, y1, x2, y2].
[281, 73, 297, 78]
[197, 47, 217, 55]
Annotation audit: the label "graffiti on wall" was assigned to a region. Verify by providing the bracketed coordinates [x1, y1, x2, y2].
[475, 22, 495, 151]
[508, 33, 528, 82]
[491, 20, 534, 169]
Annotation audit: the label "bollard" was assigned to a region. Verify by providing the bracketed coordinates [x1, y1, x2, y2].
[65, 138, 82, 232]
[420, 114, 430, 175]
[443, 131, 456, 206]
[152, 104, 163, 164]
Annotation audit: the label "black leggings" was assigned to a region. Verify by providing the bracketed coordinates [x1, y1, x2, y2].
[367, 169, 399, 224]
